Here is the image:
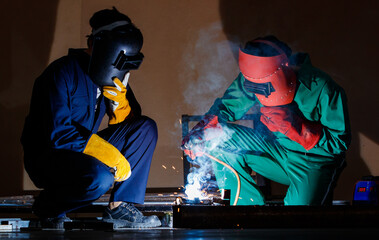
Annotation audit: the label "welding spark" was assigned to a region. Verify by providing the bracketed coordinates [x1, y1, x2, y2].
[162, 165, 167, 169]
[185, 177, 208, 200]
[172, 166, 176, 170]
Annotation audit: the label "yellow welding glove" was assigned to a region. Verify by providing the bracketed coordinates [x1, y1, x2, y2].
[83, 134, 131, 182]
[103, 73, 131, 125]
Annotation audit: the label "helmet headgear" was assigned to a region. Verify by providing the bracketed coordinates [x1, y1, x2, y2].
[239, 37, 296, 106]
[88, 7, 144, 86]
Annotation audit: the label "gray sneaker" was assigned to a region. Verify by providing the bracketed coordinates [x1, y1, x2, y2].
[102, 202, 161, 228]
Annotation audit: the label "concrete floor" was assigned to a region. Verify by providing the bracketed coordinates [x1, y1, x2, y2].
[1, 194, 379, 239]
[1, 228, 379, 240]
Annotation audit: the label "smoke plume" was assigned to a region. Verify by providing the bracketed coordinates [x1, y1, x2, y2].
[178, 22, 241, 198]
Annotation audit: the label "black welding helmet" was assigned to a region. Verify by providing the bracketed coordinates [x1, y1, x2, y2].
[88, 20, 144, 86]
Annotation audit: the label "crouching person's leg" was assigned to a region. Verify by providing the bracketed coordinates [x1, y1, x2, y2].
[98, 115, 161, 228]
[205, 122, 288, 206]
[27, 150, 115, 229]
[208, 149, 266, 206]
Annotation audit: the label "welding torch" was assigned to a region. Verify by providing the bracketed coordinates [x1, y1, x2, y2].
[182, 138, 241, 206]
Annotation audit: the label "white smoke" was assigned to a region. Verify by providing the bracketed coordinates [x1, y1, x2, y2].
[185, 158, 213, 200]
[184, 120, 235, 200]
[180, 21, 239, 114]
[179, 21, 240, 200]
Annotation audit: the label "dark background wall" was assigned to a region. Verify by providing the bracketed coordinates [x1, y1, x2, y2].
[0, 0, 378, 202]
[0, 0, 58, 195]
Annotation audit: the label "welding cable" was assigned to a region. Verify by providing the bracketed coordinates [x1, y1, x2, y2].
[202, 152, 241, 206]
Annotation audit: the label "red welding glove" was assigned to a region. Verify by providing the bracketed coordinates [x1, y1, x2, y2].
[260, 106, 323, 150]
[181, 115, 222, 160]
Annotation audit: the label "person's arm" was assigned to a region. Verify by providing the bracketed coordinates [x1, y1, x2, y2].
[316, 82, 351, 155]
[182, 73, 257, 158]
[206, 73, 257, 122]
[46, 62, 131, 181]
[260, 104, 323, 151]
[46, 65, 92, 152]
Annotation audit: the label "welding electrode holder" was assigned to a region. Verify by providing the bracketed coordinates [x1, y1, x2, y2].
[182, 130, 206, 148]
[221, 189, 231, 206]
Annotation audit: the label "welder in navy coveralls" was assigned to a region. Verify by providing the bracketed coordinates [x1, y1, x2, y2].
[182, 36, 351, 206]
[21, 8, 161, 228]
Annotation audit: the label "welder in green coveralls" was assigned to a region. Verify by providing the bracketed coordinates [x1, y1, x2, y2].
[182, 36, 351, 206]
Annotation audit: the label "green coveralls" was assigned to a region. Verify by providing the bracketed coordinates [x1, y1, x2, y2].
[205, 54, 351, 205]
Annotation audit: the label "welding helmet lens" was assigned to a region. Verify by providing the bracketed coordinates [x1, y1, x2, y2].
[239, 40, 296, 106]
[113, 51, 144, 71]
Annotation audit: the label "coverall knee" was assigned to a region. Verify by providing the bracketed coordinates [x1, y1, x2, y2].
[28, 150, 114, 218]
[207, 122, 344, 206]
[98, 115, 158, 204]
[27, 115, 157, 217]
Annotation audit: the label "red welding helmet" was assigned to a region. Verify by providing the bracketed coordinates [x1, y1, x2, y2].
[239, 40, 296, 106]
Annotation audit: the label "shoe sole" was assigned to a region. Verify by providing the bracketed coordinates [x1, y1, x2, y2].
[103, 218, 161, 229]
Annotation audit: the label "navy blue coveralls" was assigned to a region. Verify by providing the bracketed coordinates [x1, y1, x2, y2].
[21, 49, 157, 218]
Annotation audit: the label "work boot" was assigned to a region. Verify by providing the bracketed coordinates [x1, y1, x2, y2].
[39, 214, 72, 230]
[32, 196, 72, 230]
[102, 202, 161, 228]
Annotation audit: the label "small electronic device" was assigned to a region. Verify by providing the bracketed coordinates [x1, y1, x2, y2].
[353, 176, 379, 205]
